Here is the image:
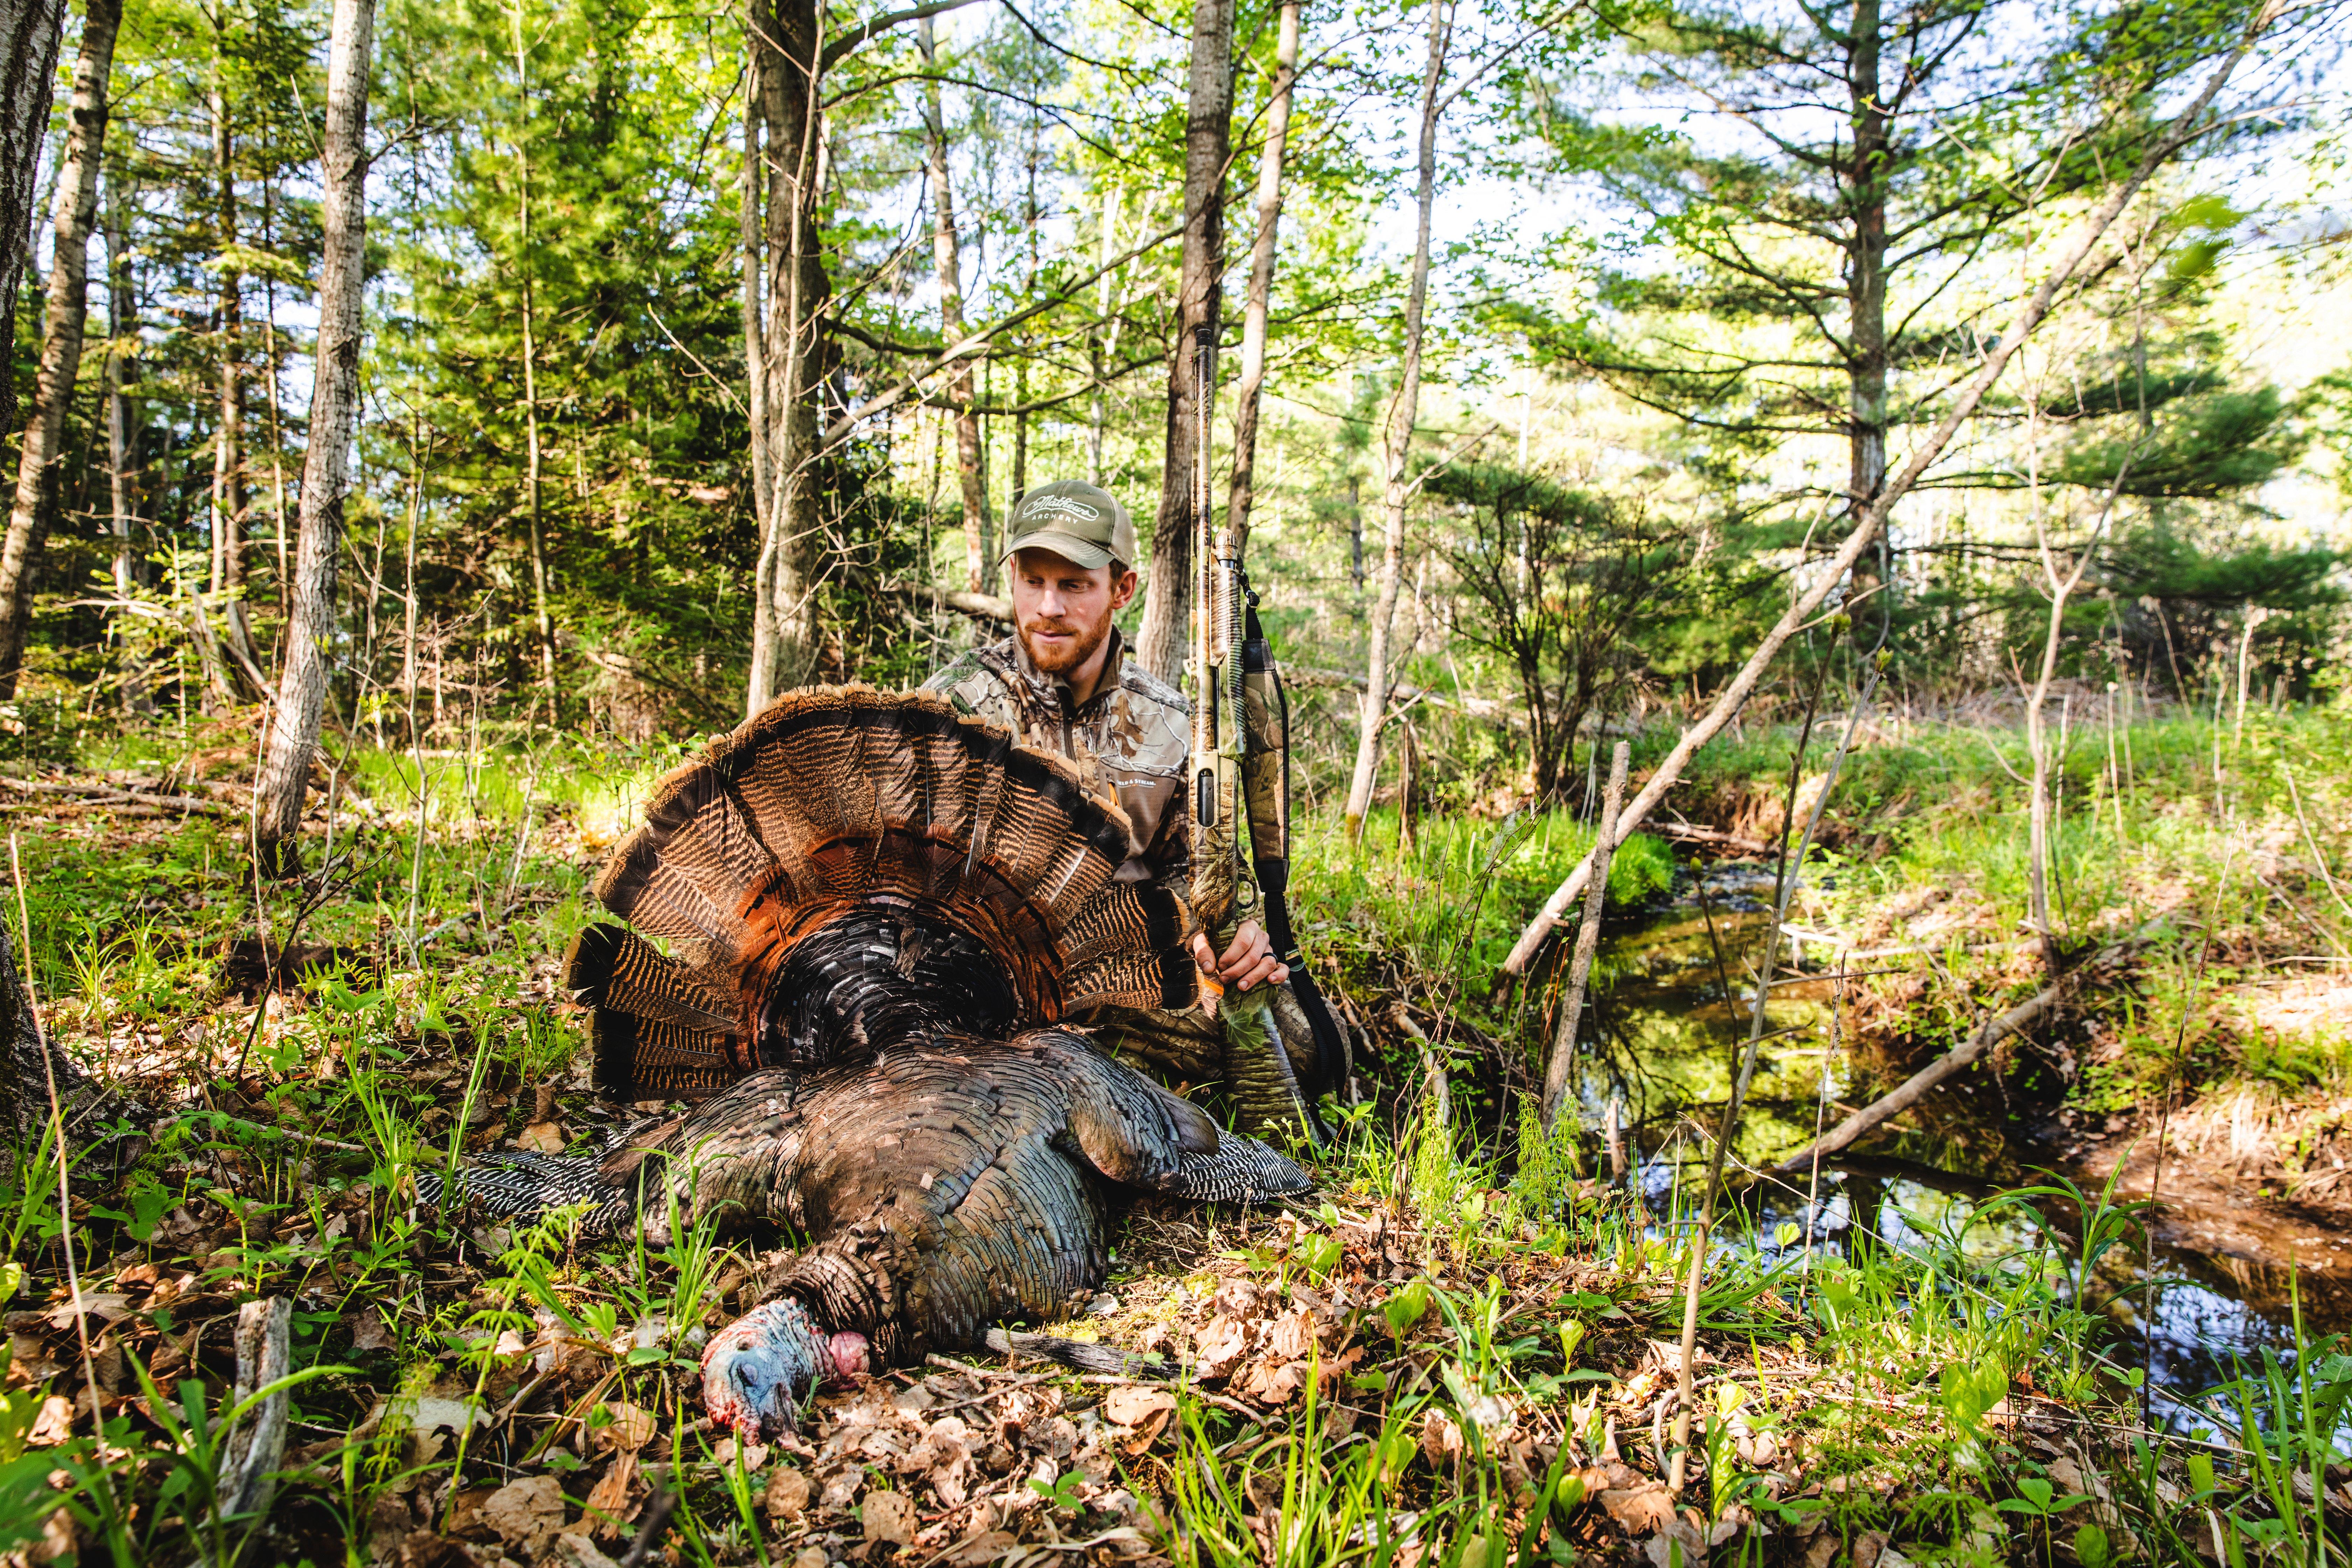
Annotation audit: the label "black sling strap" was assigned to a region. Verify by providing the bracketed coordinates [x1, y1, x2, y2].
[1240, 588, 1352, 1099]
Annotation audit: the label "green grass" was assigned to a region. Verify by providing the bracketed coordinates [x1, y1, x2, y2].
[3, 703, 2350, 1565]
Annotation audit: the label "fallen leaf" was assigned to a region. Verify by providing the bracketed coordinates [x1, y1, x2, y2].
[862, 1490, 916, 1547]
[1265, 1308, 1316, 1361]
[1419, 1410, 1462, 1466]
[383, 1530, 480, 1568]
[391, 1395, 482, 1435]
[711, 1437, 770, 1471]
[27, 1396, 72, 1447]
[481, 1474, 568, 1555]
[45, 1294, 130, 1331]
[1601, 1484, 1677, 1535]
[554, 1530, 621, 1568]
[1238, 1358, 1308, 1405]
[940, 1529, 1018, 1566]
[597, 1400, 657, 1452]
[1102, 1387, 1176, 1428]
[1213, 1278, 1260, 1316]
[348, 1312, 393, 1352]
[820, 1465, 864, 1510]
[1194, 1315, 1247, 1378]
[583, 1452, 642, 1540]
[1644, 1518, 1707, 1568]
[918, 1417, 975, 1506]
[518, 1121, 567, 1153]
[443, 1483, 504, 1542]
[764, 1465, 810, 1521]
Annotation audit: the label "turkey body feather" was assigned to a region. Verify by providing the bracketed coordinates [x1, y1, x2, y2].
[432, 687, 1312, 1438]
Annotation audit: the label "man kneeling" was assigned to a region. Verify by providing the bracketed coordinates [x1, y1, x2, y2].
[923, 479, 1322, 1131]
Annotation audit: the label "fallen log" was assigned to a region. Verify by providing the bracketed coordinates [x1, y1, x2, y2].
[1769, 930, 2149, 1174]
[219, 1297, 293, 1520]
[1652, 819, 1773, 856]
[0, 775, 239, 817]
[1769, 980, 2067, 1173]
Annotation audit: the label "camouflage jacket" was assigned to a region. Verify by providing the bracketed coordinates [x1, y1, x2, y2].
[924, 628, 1192, 900]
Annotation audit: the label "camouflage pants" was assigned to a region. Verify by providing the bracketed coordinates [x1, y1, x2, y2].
[1085, 984, 1326, 1136]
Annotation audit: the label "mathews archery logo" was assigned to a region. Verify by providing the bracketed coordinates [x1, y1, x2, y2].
[1020, 495, 1104, 525]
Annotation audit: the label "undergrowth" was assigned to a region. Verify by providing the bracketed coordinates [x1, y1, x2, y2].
[0, 707, 2345, 1564]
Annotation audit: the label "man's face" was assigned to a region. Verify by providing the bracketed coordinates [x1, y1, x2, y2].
[1010, 549, 1138, 677]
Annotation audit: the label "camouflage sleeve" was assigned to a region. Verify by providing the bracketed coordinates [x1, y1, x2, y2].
[921, 651, 988, 715]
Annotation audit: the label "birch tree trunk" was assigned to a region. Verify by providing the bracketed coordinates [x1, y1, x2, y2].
[1342, 0, 1447, 840]
[253, 0, 372, 875]
[105, 173, 143, 668]
[510, 0, 558, 711]
[107, 172, 147, 715]
[0, 0, 68, 435]
[1224, 0, 1299, 555]
[1132, 0, 1234, 681]
[918, 17, 989, 595]
[741, 70, 775, 717]
[0, 0, 119, 698]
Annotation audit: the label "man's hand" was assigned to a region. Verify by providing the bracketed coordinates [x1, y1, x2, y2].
[1190, 919, 1288, 993]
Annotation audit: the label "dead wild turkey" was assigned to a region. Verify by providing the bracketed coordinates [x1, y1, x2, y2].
[432, 687, 1311, 1437]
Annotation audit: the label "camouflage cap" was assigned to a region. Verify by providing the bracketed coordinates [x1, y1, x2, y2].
[1001, 480, 1138, 572]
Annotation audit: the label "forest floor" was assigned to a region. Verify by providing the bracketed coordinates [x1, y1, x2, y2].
[1, 704, 2348, 1568]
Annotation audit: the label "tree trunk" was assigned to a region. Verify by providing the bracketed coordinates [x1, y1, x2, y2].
[1225, 0, 1300, 555]
[259, 180, 290, 617]
[741, 63, 777, 716]
[510, 0, 557, 711]
[1087, 186, 1119, 486]
[917, 17, 989, 595]
[1133, 0, 1234, 682]
[209, 35, 263, 687]
[749, 0, 827, 695]
[0, 0, 68, 436]
[0, 0, 118, 698]
[1346, 474, 1361, 590]
[1845, 0, 1888, 539]
[1011, 136, 1036, 507]
[106, 164, 146, 713]
[253, 0, 372, 876]
[1342, 0, 1447, 839]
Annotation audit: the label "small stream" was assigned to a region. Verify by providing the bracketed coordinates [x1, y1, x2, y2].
[1558, 861, 2337, 1415]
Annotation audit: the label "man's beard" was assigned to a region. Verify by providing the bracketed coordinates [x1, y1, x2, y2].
[1018, 608, 1114, 678]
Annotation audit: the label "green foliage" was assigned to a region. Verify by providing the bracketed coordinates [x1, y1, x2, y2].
[2058, 387, 2305, 498]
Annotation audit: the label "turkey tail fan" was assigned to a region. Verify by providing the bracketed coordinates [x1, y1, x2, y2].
[565, 924, 743, 1101]
[1060, 882, 1200, 1018]
[581, 686, 1199, 1093]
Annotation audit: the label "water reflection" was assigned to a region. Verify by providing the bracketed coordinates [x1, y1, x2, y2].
[1563, 861, 2319, 1424]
